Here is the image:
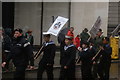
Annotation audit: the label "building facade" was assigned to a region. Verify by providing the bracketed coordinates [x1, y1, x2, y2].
[2, 2, 120, 45]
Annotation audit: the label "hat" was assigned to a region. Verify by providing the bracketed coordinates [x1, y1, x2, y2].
[43, 32, 51, 37]
[65, 35, 73, 40]
[103, 37, 110, 42]
[98, 29, 103, 33]
[82, 41, 89, 46]
[14, 28, 23, 33]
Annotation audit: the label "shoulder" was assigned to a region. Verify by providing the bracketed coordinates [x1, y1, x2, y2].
[47, 41, 56, 47]
[70, 45, 76, 50]
[21, 37, 30, 47]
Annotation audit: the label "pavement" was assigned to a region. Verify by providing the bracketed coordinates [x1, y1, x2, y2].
[2, 50, 120, 80]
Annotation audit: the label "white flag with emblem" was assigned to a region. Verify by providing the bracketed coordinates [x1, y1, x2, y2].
[43, 16, 68, 36]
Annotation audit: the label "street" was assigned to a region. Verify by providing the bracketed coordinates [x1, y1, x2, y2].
[2, 51, 120, 80]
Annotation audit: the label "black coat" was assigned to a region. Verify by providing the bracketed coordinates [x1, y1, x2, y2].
[99, 44, 112, 64]
[39, 41, 56, 65]
[79, 48, 93, 66]
[60, 44, 76, 67]
[6, 36, 34, 67]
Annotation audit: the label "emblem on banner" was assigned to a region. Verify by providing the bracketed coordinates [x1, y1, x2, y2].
[53, 22, 61, 29]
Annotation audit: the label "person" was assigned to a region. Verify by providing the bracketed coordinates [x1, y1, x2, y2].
[37, 33, 56, 80]
[2, 28, 34, 80]
[94, 29, 104, 51]
[118, 30, 120, 36]
[80, 28, 90, 46]
[75, 35, 81, 62]
[75, 35, 81, 49]
[59, 27, 74, 65]
[2, 28, 12, 71]
[59, 35, 76, 80]
[96, 37, 112, 80]
[66, 27, 74, 42]
[25, 30, 34, 46]
[78, 42, 93, 80]
[92, 29, 104, 80]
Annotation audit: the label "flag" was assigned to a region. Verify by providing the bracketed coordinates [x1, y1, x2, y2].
[44, 16, 68, 36]
[89, 16, 102, 38]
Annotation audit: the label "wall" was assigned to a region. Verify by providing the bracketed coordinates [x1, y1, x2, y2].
[14, 2, 109, 45]
[71, 2, 109, 37]
[14, 2, 69, 45]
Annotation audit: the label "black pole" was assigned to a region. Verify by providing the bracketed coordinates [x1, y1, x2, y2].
[68, 1, 71, 27]
[40, 2, 44, 46]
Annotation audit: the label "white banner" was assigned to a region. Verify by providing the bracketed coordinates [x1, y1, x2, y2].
[44, 16, 68, 36]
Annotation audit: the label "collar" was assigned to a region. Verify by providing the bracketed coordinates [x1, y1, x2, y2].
[90, 46, 93, 49]
[105, 44, 110, 47]
[64, 44, 75, 51]
[83, 48, 88, 51]
[44, 41, 55, 46]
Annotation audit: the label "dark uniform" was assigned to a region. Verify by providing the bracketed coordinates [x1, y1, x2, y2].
[37, 41, 56, 80]
[92, 35, 104, 80]
[79, 46, 93, 80]
[59, 44, 76, 80]
[80, 28, 90, 46]
[5, 36, 34, 80]
[2, 33, 11, 70]
[97, 44, 112, 80]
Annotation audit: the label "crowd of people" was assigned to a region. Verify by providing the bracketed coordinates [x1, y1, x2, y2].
[1, 27, 114, 80]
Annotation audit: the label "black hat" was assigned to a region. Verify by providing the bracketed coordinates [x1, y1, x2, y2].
[98, 29, 103, 33]
[82, 41, 89, 46]
[44, 34, 51, 37]
[14, 28, 23, 33]
[103, 37, 110, 42]
[43, 32, 51, 37]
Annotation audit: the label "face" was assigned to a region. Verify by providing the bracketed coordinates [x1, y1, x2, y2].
[14, 31, 22, 38]
[97, 32, 102, 36]
[82, 44, 87, 49]
[44, 36, 50, 42]
[28, 32, 32, 35]
[65, 39, 72, 45]
[70, 28, 74, 32]
[103, 39, 107, 44]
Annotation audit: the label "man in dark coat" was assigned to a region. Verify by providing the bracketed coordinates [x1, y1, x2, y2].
[2, 28, 34, 80]
[92, 29, 104, 80]
[80, 28, 90, 46]
[59, 35, 76, 80]
[78, 42, 93, 80]
[37, 33, 56, 80]
[97, 37, 112, 80]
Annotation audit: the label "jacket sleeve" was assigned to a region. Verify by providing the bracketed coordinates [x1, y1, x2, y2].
[47, 44, 56, 64]
[66, 47, 76, 66]
[24, 42, 34, 66]
[93, 50, 103, 62]
[5, 52, 13, 64]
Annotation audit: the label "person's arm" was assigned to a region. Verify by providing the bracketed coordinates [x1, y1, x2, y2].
[24, 42, 34, 67]
[2, 51, 12, 67]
